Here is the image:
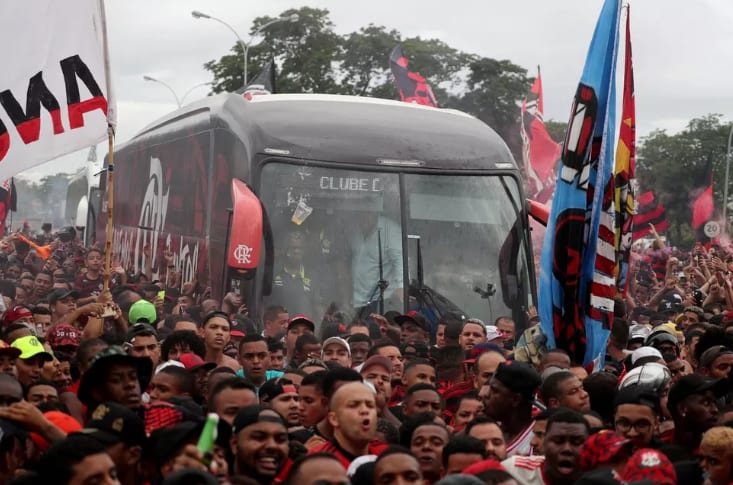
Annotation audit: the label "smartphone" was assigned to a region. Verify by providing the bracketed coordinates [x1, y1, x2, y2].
[157, 290, 165, 300]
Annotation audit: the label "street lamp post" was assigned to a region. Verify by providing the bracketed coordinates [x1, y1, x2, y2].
[143, 76, 211, 108]
[724, 123, 733, 234]
[192, 10, 299, 86]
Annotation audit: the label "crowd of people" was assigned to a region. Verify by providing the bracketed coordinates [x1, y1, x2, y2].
[0, 223, 730, 485]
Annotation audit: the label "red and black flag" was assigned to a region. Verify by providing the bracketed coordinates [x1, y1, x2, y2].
[632, 190, 668, 240]
[0, 178, 17, 236]
[389, 45, 437, 107]
[241, 60, 276, 100]
[691, 158, 714, 229]
[521, 66, 562, 204]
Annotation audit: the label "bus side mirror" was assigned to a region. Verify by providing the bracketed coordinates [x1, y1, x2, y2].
[227, 179, 263, 270]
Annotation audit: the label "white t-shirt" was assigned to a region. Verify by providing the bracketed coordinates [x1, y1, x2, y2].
[506, 420, 535, 457]
[501, 455, 547, 485]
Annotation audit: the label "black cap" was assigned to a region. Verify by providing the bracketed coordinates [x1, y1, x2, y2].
[258, 378, 298, 404]
[668, 374, 729, 417]
[48, 288, 80, 305]
[394, 311, 430, 332]
[0, 418, 28, 445]
[232, 405, 286, 435]
[613, 386, 662, 414]
[79, 402, 146, 446]
[78, 346, 153, 405]
[494, 361, 541, 400]
[124, 322, 159, 343]
[657, 300, 674, 313]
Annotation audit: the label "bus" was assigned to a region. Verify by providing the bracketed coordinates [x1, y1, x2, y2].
[98, 93, 537, 329]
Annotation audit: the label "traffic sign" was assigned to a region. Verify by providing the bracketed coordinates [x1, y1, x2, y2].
[704, 221, 721, 238]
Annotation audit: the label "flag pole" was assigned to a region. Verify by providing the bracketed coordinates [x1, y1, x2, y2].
[99, 0, 116, 292]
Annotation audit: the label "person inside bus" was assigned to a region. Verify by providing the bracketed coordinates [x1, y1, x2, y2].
[268, 230, 320, 321]
[350, 211, 403, 314]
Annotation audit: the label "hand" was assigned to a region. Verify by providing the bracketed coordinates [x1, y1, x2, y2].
[237, 303, 249, 316]
[170, 444, 214, 474]
[0, 402, 50, 433]
[153, 295, 164, 311]
[649, 223, 658, 235]
[224, 292, 242, 308]
[96, 291, 113, 305]
[112, 256, 125, 275]
[82, 303, 106, 316]
[526, 305, 538, 319]
[163, 248, 174, 265]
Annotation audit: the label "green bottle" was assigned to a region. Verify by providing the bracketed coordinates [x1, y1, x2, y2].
[196, 413, 219, 466]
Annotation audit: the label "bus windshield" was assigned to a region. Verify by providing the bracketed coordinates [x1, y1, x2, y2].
[259, 162, 532, 329]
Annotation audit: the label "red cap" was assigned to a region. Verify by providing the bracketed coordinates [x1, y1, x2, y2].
[579, 430, 632, 470]
[287, 314, 315, 332]
[0, 340, 21, 358]
[30, 411, 82, 451]
[462, 459, 507, 474]
[178, 353, 217, 373]
[621, 448, 676, 484]
[2, 306, 33, 327]
[47, 324, 81, 349]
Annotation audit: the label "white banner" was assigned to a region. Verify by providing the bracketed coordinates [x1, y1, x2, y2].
[0, 0, 114, 180]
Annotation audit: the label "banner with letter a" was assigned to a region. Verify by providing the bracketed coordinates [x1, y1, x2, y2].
[0, 0, 115, 180]
[539, 0, 622, 367]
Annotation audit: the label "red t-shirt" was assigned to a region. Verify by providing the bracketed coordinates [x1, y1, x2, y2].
[309, 439, 388, 469]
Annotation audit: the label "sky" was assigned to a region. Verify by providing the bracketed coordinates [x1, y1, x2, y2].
[21, 0, 733, 178]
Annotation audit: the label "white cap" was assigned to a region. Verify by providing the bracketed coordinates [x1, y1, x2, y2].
[347, 454, 378, 478]
[485, 325, 502, 342]
[322, 336, 351, 356]
[154, 360, 185, 374]
[630, 346, 663, 365]
[629, 324, 652, 341]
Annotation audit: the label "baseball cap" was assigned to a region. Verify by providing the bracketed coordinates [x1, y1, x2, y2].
[619, 363, 671, 394]
[621, 448, 676, 484]
[30, 411, 82, 452]
[78, 345, 153, 405]
[47, 324, 81, 349]
[124, 322, 159, 343]
[229, 318, 246, 338]
[394, 311, 430, 332]
[461, 459, 507, 475]
[657, 300, 675, 314]
[144, 399, 205, 435]
[2, 306, 33, 327]
[0, 340, 21, 358]
[287, 314, 315, 332]
[629, 324, 652, 342]
[613, 387, 662, 414]
[579, 430, 632, 471]
[47, 289, 80, 305]
[400, 340, 430, 359]
[360, 355, 393, 374]
[699, 345, 733, 369]
[322, 336, 351, 356]
[78, 402, 146, 446]
[232, 404, 286, 435]
[668, 374, 729, 416]
[463, 342, 504, 365]
[484, 325, 502, 342]
[11, 336, 53, 361]
[493, 361, 541, 400]
[259, 377, 298, 404]
[178, 353, 216, 373]
[128, 300, 158, 324]
[155, 360, 185, 373]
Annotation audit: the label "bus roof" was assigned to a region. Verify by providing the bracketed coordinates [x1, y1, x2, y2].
[128, 93, 516, 170]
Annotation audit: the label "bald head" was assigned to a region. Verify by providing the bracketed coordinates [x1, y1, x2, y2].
[329, 381, 375, 410]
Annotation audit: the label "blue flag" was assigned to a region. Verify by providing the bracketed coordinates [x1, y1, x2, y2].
[539, 0, 622, 367]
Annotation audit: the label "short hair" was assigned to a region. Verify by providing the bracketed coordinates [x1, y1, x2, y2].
[263, 305, 287, 322]
[462, 319, 487, 335]
[377, 418, 400, 445]
[157, 366, 196, 396]
[404, 358, 433, 373]
[582, 371, 618, 425]
[701, 426, 733, 453]
[163, 314, 200, 330]
[160, 331, 206, 360]
[613, 386, 661, 414]
[375, 445, 417, 466]
[295, 333, 319, 352]
[111, 285, 144, 315]
[464, 416, 500, 435]
[208, 377, 256, 407]
[238, 334, 267, 353]
[25, 379, 57, 399]
[442, 435, 487, 467]
[405, 383, 437, 398]
[348, 333, 372, 345]
[3, 323, 31, 340]
[31, 306, 51, 316]
[267, 339, 286, 353]
[202, 311, 230, 328]
[348, 320, 369, 330]
[533, 408, 562, 422]
[209, 367, 237, 377]
[38, 435, 109, 483]
[685, 329, 704, 345]
[321, 367, 362, 400]
[540, 348, 571, 365]
[300, 370, 327, 392]
[457, 390, 481, 406]
[286, 453, 343, 485]
[545, 408, 590, 434]
[541, 371, 576, 403]
[367, 340, 399, 358]
[75, 338, 107, 369]
[399, 412, 440, 447]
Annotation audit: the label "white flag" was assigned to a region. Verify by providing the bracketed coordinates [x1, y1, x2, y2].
[0, 0, 115, 180]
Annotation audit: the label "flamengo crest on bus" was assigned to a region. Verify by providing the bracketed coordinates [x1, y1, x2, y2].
[233, 244, 253, 265]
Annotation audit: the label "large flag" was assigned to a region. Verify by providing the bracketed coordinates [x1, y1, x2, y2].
[240, 60, 276, 100]
[0, 0, 114, 181]
[389, 46, 438, 107]
[613, 7, 637, 295]
[521, 67, 562, 204]
[632, 191, 669, 240]
[539, 0, 622, 367]
[691, 158, 714, 229]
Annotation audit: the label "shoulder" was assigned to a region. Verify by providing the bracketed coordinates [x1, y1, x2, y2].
[307, 439, 333, 453]
[266, 370, 285, 380]
[222, 355, 241, 371]
[502, 455, 545, 471]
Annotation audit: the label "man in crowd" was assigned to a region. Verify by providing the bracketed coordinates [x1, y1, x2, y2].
[200, 311, 239, 370]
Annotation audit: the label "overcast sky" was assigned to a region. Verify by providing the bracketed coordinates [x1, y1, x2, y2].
[24, 0, 733, 178]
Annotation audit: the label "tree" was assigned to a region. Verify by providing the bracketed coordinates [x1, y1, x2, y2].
[636, 114, 731, 246]
[544, 119, 567, 144]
